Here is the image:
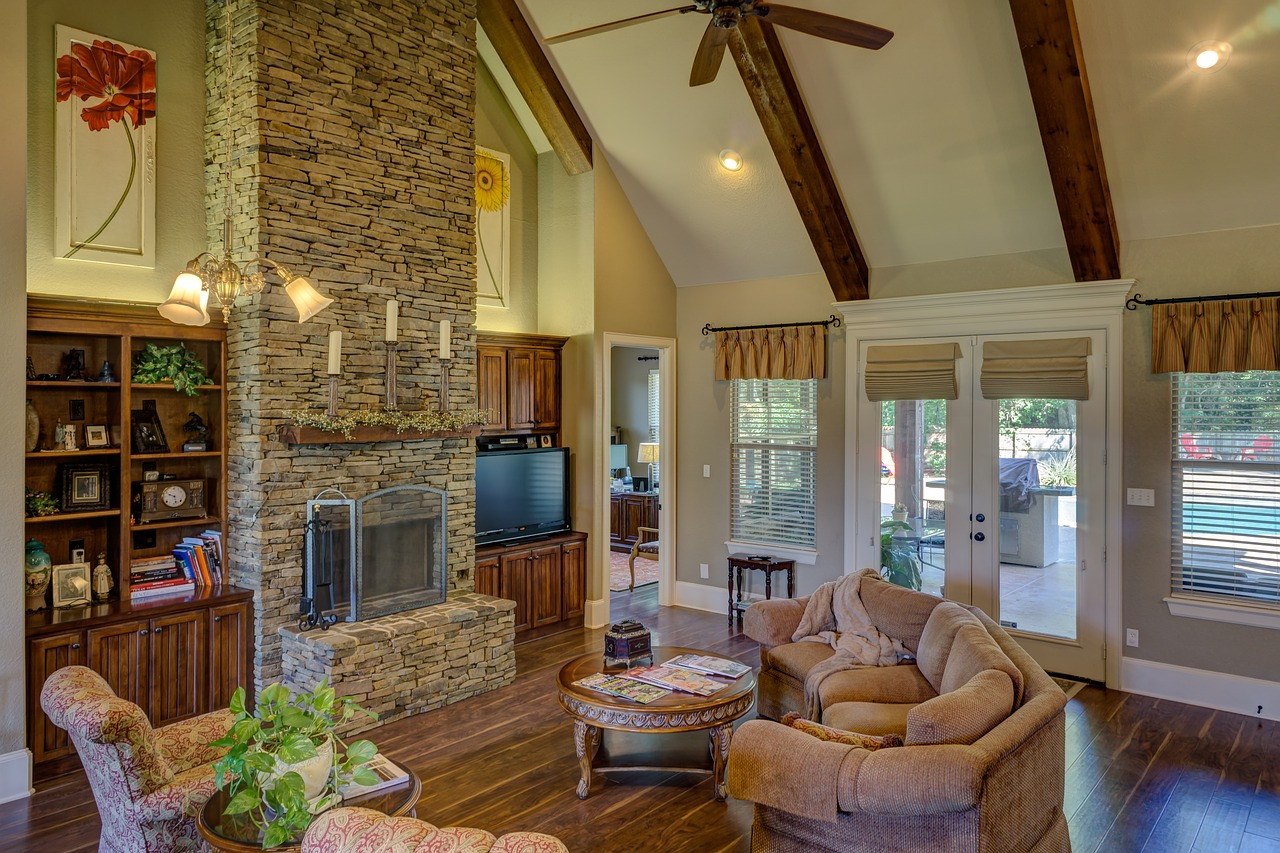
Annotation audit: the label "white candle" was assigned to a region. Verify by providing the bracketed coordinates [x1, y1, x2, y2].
[439, 319, 452, 359]
[327, 330, 342, 375]
[385, 299, 399, 342]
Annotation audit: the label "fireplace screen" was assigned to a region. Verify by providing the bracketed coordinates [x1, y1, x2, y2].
[304, 484, 448, 623]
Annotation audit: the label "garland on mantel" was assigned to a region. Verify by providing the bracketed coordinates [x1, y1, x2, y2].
[285, 408, 490, 439]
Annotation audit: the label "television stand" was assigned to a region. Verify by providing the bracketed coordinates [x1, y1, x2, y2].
[474, 530, 587, 643]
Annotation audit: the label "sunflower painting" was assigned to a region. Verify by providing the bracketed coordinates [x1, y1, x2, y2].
[475, 146, 511, 307]
[54, 25, 157, 268]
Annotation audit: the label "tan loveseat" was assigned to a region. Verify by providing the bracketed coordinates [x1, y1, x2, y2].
[727, 576, 1071, 853]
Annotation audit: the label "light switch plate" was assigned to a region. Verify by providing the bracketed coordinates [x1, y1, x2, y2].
[703, 465, 711, 478]
[1127, 488, 1155, 506]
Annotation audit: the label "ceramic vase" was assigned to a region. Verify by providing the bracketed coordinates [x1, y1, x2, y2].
[261, 738, 334, 801]
[25, 539, 51, 612]
[25, 400, 39, 453]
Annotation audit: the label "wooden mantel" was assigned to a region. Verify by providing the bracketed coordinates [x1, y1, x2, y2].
[278, 425, 482, 445]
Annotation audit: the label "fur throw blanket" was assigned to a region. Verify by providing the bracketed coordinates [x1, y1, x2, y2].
[792, 568, 907, 718]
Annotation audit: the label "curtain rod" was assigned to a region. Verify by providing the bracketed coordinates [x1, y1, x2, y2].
[701, 314, 842, 336]
[1126, 291, 1280, 311]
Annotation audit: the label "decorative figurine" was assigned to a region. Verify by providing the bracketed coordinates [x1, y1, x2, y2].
[26, 356, 36, 381]
[97, 360, 116, 383]
[92, 553, 113, 602]
[183, 411, 211, 452]
[54, 417, 64, 447]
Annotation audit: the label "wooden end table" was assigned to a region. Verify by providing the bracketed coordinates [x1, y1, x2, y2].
[727, 553, 796, 628]
[556, 645, 756, 801]
[197, 761, 422, 852]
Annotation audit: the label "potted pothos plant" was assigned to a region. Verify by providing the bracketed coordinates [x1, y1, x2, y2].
[131, 342, 211, 396]
[211, 680, 381, 849]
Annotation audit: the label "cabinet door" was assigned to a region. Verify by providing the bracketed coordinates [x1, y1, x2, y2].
[610, 495, 624, 545]
[621, 496, 647, 547]
[29, 632, 86, 765]
[209, 602, 251, 712]
[530, 545, 563, 628]
[88, 620, 150, 712]
[475, 555, 500, 597]
[533, 349, 560, 431]
[506, 349, 536, 430]
[150, 609, 208, 728]
[477, 347, 508, 432]
[499, 551, 532, 633]
[560, 540, 586, 622]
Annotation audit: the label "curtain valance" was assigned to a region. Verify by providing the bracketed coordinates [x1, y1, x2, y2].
[864, 343, 962, 401]
[714, 324, 826, 380]
[1151, 297, 1280, 373]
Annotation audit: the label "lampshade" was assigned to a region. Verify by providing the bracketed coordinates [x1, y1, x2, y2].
[285, 276, 335, 323]
[638, 442, 660, 464]
[158, 272, 211, 326]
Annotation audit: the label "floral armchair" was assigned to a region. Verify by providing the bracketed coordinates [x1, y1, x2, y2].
[39, 665, 234, 853]
[302, 807, 569, 853]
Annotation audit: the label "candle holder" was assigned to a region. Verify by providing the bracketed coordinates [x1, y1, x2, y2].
[384, 341, 399, 411]
[327, 375, 340, 418]
[439, 362, 450, 413]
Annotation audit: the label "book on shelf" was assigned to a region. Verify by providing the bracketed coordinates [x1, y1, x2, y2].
[129, 564, 185, 583]
[338, 753, 411, 799]
[664, 654, 751, 680]
[618, 665, 726, 696]
[130, 579, 196, 600]
[573, 672, 669, 704]
[181, 538, 214, 586]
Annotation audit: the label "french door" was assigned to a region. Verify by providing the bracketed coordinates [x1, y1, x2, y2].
[859, 331, 1107, 681]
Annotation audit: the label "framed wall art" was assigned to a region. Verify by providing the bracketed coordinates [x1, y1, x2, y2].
[54, 25, 157, 268]
[60, 462, 112, 512]
[474, 146, 510, 308]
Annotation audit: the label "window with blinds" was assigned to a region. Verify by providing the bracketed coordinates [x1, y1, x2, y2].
[1171, 372, 1280, 609]
[647, 370, 660, 485]
[730, 378, 818, 549]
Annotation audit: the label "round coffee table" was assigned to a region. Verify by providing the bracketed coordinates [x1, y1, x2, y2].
[556, 646, 756, 801]
[197, 761, 422, 852]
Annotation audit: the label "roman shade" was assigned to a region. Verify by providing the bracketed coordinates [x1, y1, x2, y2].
[714, 325, 826, 380]
[1151, 298, 1280, 373]
[864, 343, 962, 401]
[980, 338, 1091, 400]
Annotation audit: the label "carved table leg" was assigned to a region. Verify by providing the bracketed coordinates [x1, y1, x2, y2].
[574, 718, 600, 799]
[709, 723, 734, 801]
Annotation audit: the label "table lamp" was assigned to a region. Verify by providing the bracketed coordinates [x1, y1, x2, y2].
[638, 442, 659, 492]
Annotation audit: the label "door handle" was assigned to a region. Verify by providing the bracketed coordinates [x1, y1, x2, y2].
[71, 643, 81, 650]
[973, 532, 986, 542]
[975, 513, 986, 523]
[153, 627, 162, 633]
[138, 629, 148, 636]
[214, 616, 221, 622]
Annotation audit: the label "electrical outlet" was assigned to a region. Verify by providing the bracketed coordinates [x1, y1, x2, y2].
[703, 464, 711, 478]
[699, 563, 709, 579]
[1127, 488, 1155, 507]
[1126, 628, 1139, 647]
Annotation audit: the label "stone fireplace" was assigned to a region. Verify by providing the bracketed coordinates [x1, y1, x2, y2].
[215, 0, 514, 722]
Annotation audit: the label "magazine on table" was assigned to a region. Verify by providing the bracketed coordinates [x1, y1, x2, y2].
[574, 672, 670, 704]
[619, 664, 725, 696]
[338, 753, 411, 799]
[664, 654, 751, 679]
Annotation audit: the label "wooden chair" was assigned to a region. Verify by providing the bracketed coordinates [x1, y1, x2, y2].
[627, 526, 660, 590]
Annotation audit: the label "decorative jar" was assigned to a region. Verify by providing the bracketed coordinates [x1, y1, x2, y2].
[25, 539, 52, 612]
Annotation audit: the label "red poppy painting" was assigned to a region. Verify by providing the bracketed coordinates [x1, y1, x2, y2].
[54, 26, 157, 267]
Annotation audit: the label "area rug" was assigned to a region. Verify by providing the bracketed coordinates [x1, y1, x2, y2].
[609, 550, 659, 592]
[1052, 677, 1087, 700]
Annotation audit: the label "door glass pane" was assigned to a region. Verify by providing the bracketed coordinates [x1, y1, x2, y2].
[880, 400, 947, 597]
[996, 399, 1077, 640]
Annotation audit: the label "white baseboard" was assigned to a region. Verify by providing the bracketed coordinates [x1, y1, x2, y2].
[0, 749, 31, 804]
[1121, 657, 1280, 722]
[674, 580, 763, 618]
[585, 597, 608, 630]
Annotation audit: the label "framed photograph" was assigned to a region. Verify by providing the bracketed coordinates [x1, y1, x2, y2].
[524, 436, 537, 449]
[51, 562, 92, 608]
[59, 462, 111, 511]
[85, 424, 109, 447]
[539, 434, 553, 448]
[131, 409, 169, 454]
[69, 399, 85, 421]
[632, 477, 650, 493]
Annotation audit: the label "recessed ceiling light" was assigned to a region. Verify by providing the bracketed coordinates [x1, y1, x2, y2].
[719, 149, 743, 171]
[1188, 40, 1232, 72]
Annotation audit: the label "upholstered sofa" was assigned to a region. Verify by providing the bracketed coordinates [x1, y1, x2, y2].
[302, 807, 569, 852]
[727, 576, 1071, 853]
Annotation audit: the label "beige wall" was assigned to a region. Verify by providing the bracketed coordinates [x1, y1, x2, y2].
[610, 347, 657, 472]
[26, 0, 206, 302]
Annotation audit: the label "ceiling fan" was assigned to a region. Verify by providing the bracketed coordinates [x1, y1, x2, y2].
[544, 1, 893, 87]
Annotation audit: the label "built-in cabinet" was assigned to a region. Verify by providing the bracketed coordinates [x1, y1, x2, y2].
[475, 531, 586, 643]
[477, 331, 566, 438]
[610, 492, 658, 552]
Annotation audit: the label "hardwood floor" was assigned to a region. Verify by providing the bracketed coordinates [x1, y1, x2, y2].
[3, 585, 1278, 852]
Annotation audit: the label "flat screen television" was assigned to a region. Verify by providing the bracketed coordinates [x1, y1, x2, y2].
[475, 447, 571, 545]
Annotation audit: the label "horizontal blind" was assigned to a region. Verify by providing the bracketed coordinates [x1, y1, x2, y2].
[647, 370, 660, 485]
[1171, 372, 1280, 608]
[730, 379, 817, 548]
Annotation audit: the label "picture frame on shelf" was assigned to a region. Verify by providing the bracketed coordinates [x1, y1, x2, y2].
[51, 562, 92, 608]
[540, 434, 552, 448]
[59, 462, 111, 511]
[632, 477, 650, 493]
[84, 424, 109, 447]
[130, 409, 169, 453]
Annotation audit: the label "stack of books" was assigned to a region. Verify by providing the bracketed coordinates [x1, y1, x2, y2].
[129, 530, 224, 601]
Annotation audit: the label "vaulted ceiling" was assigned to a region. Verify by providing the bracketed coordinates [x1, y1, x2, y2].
[493, 0, 1280, 291]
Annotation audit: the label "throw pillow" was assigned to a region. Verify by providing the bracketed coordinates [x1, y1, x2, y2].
[781, 712, 904, 749]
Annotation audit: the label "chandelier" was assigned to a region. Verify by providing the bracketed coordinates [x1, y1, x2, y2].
[159, 2, 332, 326]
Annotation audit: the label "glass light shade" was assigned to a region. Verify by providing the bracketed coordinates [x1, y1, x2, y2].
[638, 442, 660, 464]
[158, 272, 211, 326]
[285, 277, 334, 323]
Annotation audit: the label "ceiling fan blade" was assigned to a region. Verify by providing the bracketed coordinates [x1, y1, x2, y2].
[689, 21, 731, 86]
[753, 4, 893, 49]
[545, 5, 699, 46]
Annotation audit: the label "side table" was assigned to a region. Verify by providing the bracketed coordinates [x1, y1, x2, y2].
[727, 553, 796, 628]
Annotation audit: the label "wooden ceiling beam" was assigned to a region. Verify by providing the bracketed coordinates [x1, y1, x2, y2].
[729, 18, 869, 302]
[476, 0, 593, 175]
[1008, 0, 1120, 282]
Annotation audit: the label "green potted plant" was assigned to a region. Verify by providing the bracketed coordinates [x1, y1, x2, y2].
[880, 519, 923, 591]
[131, 342, 211, 396]
[211, 680, 381, 849]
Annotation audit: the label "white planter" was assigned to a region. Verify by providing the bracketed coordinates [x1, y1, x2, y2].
[263, 738, 333, 801]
